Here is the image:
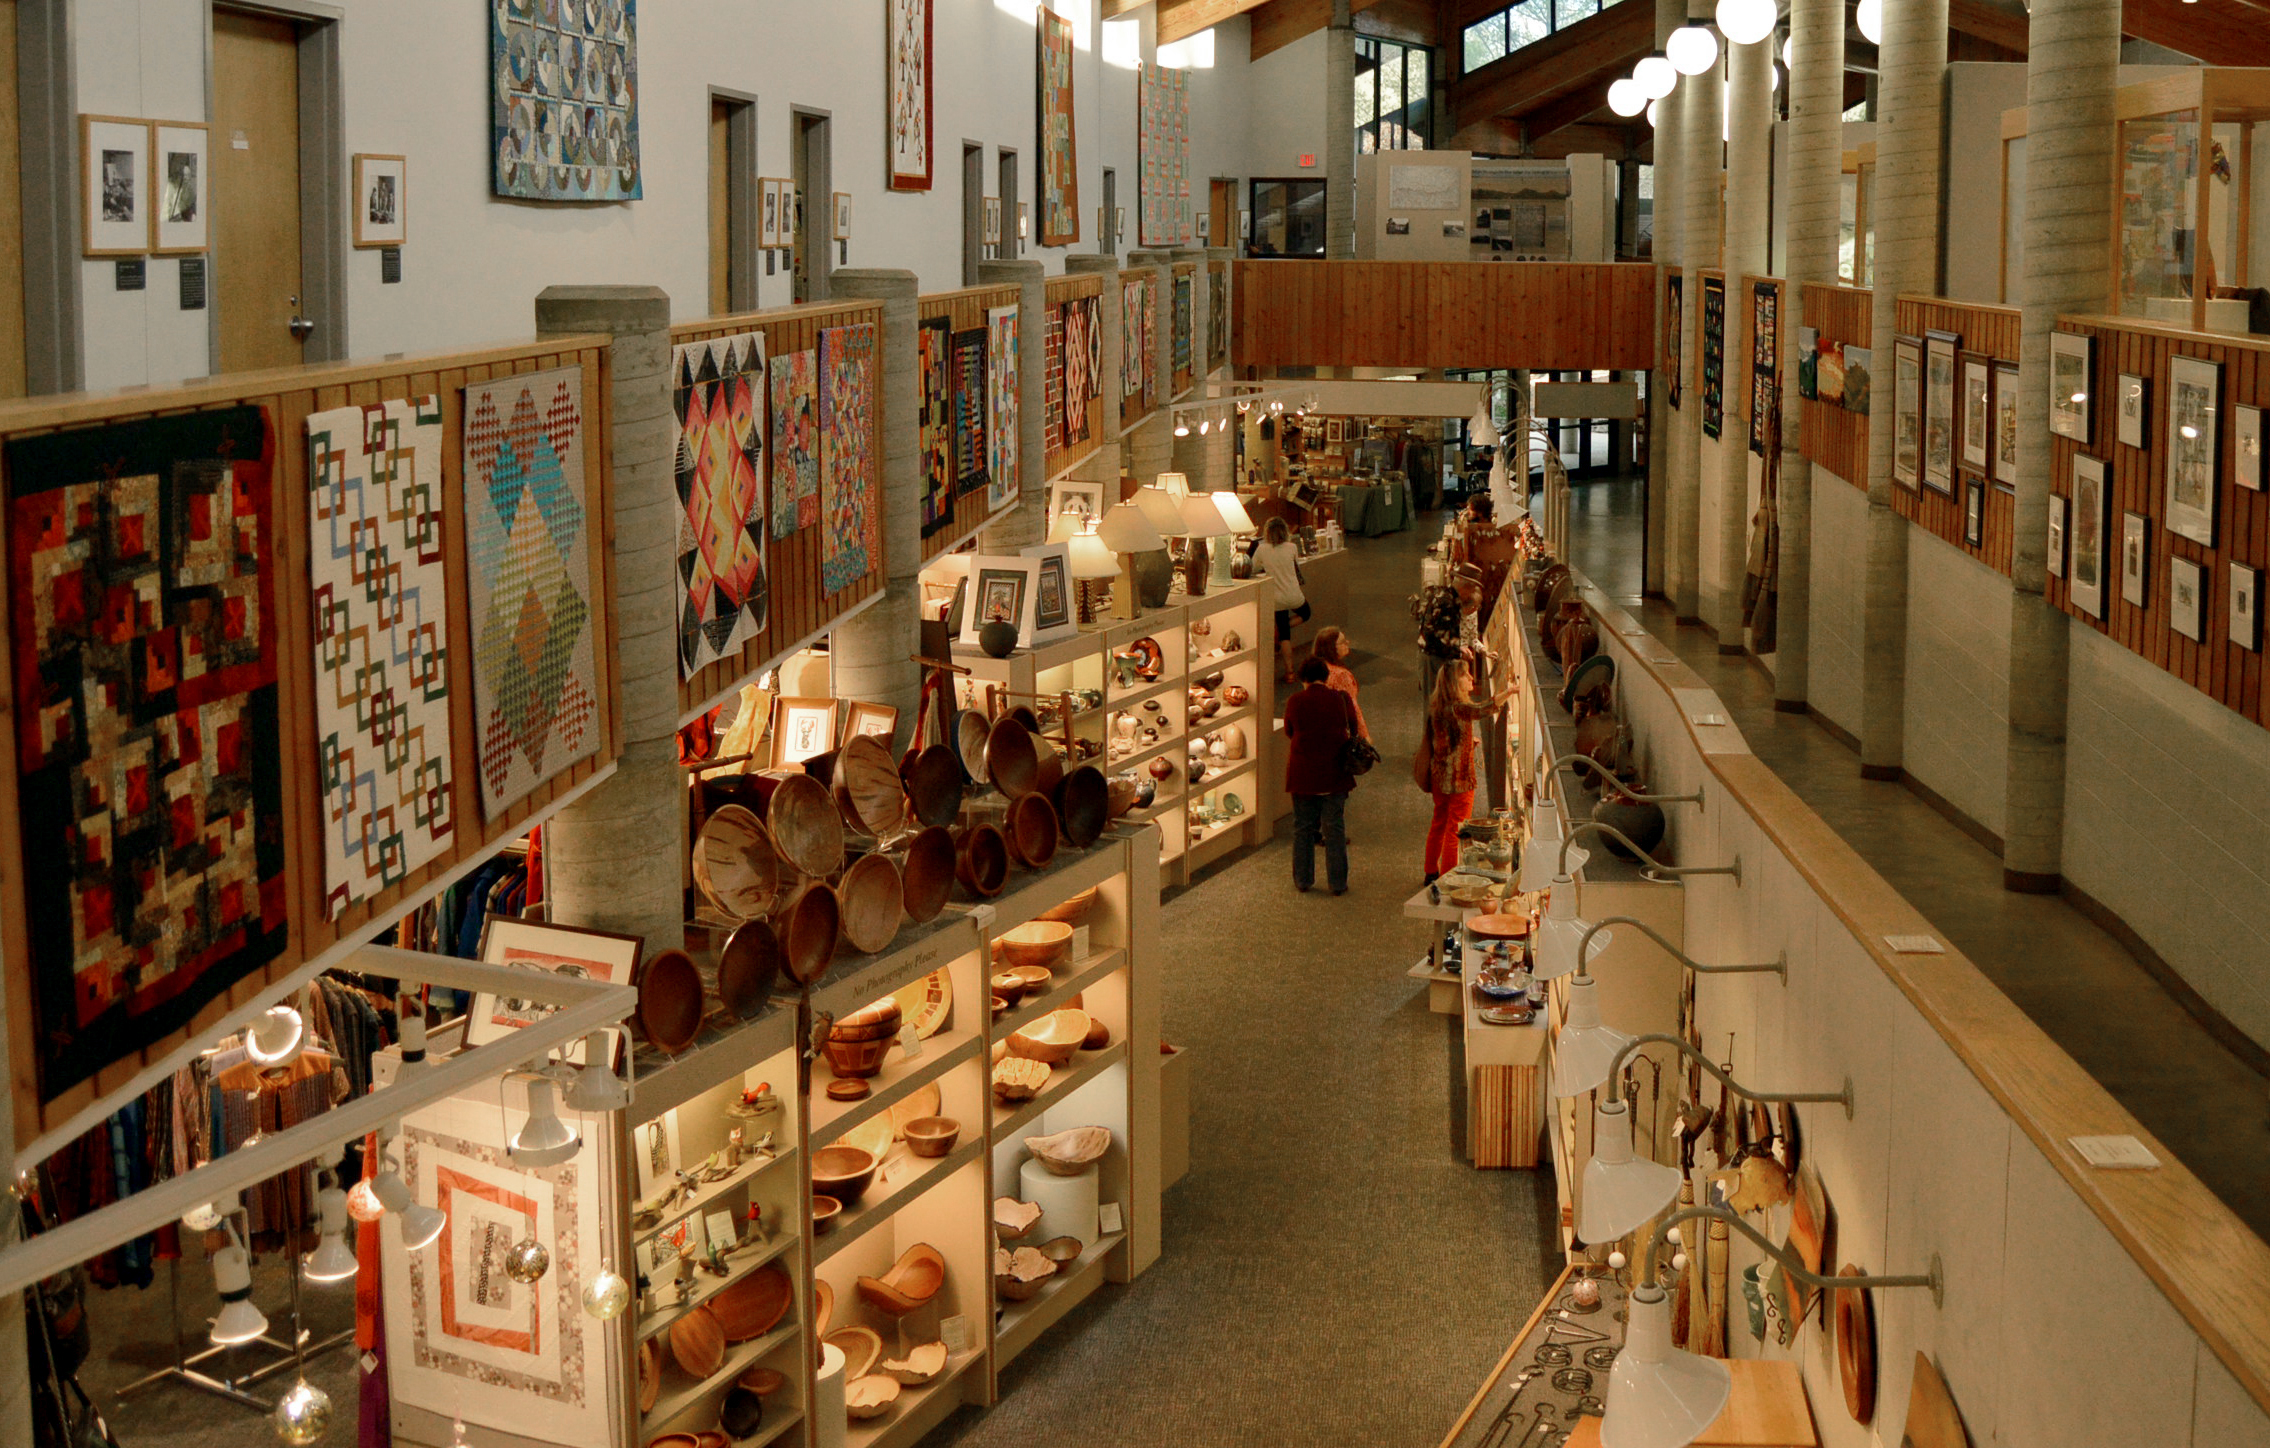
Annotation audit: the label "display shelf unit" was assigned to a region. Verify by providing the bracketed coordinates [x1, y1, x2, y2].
[994, 947, 1127, 1040]
[645, 1319, 803, 1433]
[847, 1351, 986, 1448]
[992, 1038, 1130, 1138]
[815, 1139, 987, 1264]
[810, 1034, 985, 1148]
[994, 1229, 1127, 1367]
[635, 1229, 803, 1345]
[633, 1144, 800, 1250]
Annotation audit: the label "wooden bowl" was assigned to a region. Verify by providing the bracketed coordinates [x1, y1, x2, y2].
[1055, 767, 1110, 849]
[901, 744, 966, 830]
[955, 710, 993, 784]
[1005, 790, 1059, 869]
[668, 1304, 725, 1379]
[1106, 774, 1139, 818]
[635, 949, 704, 1054]
[1006, 1008, 1090, 1067]
[985, 717, 1041, 798]
[814, 1278, 834, 1338]
[715, 919, 785, 1020]
[880, 1341, 948, 1386]
[691, 804, 785, 921]
[766, 772, 845, 879]
[825, 1326, 885, 1382]
[811, 1195, 842, 1233]
[993, 1246, 1055, 1302]
[708, 1263, 793, 1342]
[811, 1145, 878, 1206]
[833, 734, 908, 838]
[636, 1339, 660, 1414]
[903, 1116, 960, 1158]
[854, 1243, 947, 1316]
[836, 851, 904, 956]
[736, 1366, 786, 1396]
[845, 1375, 900, 1422]
[955, 824, 1009, 898]
[773, 881, 840, 987]
[1032, 734, 1065, 798]
[830, 996, 904, 1041]
[993, 920, 1072, 974]
[993, 1197, 1042, 1240]
[896, 825, 956, 923]
[718, 1387, 765, 1440]
[990, 972, 1030, 1007]
[991, 1056, 1050, 1103]
[1037, 1235, 1084, 1266]
[1004, 963, 1053, 997]
[1024, 1125, 1111, 1176]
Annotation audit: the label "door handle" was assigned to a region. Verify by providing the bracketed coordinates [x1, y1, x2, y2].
[288, 294, 316, 342]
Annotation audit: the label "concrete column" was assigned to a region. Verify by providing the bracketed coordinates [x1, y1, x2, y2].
[1202, 247, 1237, 489]
[1775, 0, 1842, 710]
[534, 286, 682, 951]
[978, 260, 1049, 551]
[1674, 49, 1721, 625]
[828, 270, 924, 746]
[1646, 0, 1683, 599]
[1325, 0, 1357, 260]
[2004, 0, 2117, 889]
[1127, 252, 1176, 486]
[1617, 158, 1642, 260]
[1718, 34, 1770, 648]
[1065, 254, 1125, 497]
[1856, 0, 1946, 776]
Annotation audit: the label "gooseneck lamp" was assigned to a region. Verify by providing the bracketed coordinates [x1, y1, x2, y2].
[1537, 823, 1740, 978]
[1549, 917, 1785, 1097]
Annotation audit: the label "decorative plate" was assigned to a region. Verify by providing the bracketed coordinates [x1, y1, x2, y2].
[890, 967, 954, 1039]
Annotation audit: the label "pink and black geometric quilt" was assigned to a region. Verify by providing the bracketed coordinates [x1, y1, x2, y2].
[672, 333, 769, 677]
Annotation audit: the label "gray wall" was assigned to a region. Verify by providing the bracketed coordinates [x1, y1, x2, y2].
[1807, 470, 1869, 736]
[1902, 528, 2012, 837]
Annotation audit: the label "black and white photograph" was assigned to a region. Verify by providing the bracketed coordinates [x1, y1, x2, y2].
[2047, 491, 2068, 578]
[103, 150, 134, 222]
[2165, 354, 2220, 546]
[2050, 330, 2093, 443]
[150, 122, 209, 254]
[2170, 555, 2206, 642]
[1965, 478, 1985, 546]
[80, 115, 151, 257]
[2071, 455, 2107, 618]
[1923, 331, 1958, 492]
[2121, 511, 2149, 608]
[2118, 372, 2147, 449]
[1961, 355, 1990, 473]
[353, 153, 408, 247]
[2233, 562, 2261, 652]
[2239, 404, 2264, 492]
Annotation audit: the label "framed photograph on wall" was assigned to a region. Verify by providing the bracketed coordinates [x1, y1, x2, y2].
[467, 917, 643, 1067]
[1959, 355, 1990, 473]
[2046, 492, 2068, 578]
[150, 121, 209, 254]
[768, 696, 840, 766]
[2170, 555, 2206, 642]
[2070, 455, 2108, 618]
[2238, 404, 2265, 492]
[2117, 372, 2148, 449]
[1046, 479, 1106, 539]
[759, 178, 781, 248]
[80, 114, 150, 257]
[2165, 354, 2221, 546]
[2232, 563, 2262, 652]
[983, 197, 1002, 248]
[1923, 331, 1958, 493]
[1892, 336, 1923, 489]
[1964, 478, 1985, 547]
[841, 700, 898, 744]
[1020, 540, 1079, 645]
[833, 191, 852, 241]
[2049, 331, 2093, 443]
[351, 152, 406, 249]
[959, 554, 1040, 649]
[2120, 511, 2149, 607]
[1993, 361, 2021, 486]
[1843, 345, 1871, 415]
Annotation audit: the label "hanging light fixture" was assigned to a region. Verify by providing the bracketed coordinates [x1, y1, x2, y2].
[210, 1219, 270, 1346]
[1715, 0, 1777, 45]
[1855, 0, 1881, 42]
[394, 1001, 432, 1075]
[1667, 25, 1719, 74]
[1635, 53, 1678, 99]
[372, 1151, 447, 1251]
[1536, 823, 1741, 975]
[246, 1005, 306, 1067]
[564, 1031, 630, 1113]
[273, 1379, 333, 1446]
[1580, 1098, 1684, 1244]
[1647, 100, 1660, 127]
[1174, 415, 1191, 437]
[508, 1075, 582, 1170]
[302, 1171, 359, 1283]
[1608, 78, 1648, 117]
[1549, 976, 1636, 1099]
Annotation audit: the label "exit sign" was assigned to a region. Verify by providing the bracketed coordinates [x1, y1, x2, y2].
[1299, 153, 1316, 168]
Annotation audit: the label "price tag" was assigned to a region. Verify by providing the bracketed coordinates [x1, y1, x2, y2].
[1883, 934, 1944, 955]
[2069, 1135, 2159, 1170]
[705, 1210, 739, 1253]
[898, 1023, 923, 1062]
[1098, 1201, 1124, 1235]
[939, 1315, 974, 1354]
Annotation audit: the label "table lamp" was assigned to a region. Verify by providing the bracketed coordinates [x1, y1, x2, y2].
[1177, 492, 1233, 597]
[1206, 491, 1255, 588]
[1097, 502, 1166, 619]
[1066, 531, 1119, 624]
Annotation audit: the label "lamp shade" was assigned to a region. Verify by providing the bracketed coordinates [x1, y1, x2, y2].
[1066, 533, 1120, 579]
[564, 1033, 631, 1113]
[247, 1005, 305, 1067]
[1097, 502, 1166, 554]
[1608, 78, 1647, 116]
[374, 1166, 448, 1251]
[1533, 875, 1595, 978]
[509, 1078, 581, 1169]
[1667, 25, 1719, 74]
[210, 1234, 269, 1345]
[1155, 471, 1191, 501]
[1178, 493, 1232, 538]
[1134, 485, 1186, 535]
[303, 1182, 360, 1283]
[1550, 975, 1637, 1097]
[1579, 1099, 1683, 1243]
[1212, 491, 1256, 533]
[1603, 1285, 1733, 1448]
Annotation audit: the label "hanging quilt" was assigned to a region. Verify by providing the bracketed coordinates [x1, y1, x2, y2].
[1750, 282, 1779, 458]
[919, 316, 954, 538]
[6, 406, 286, 1105]
[1122, 276, 1149, 406]
[770, 347, 820, 537]
[1061, 298, 1095, 453]
[1173, 274, 1193, 384]
[1208, 269, 1229, 370]
[489, 0, 642, 202]
[1037, 8, 1080, 246]
[951, 326, 989, 498]
[818, 323, 877, 595]
[1137, 63, 1191, 246]
[987, 305, 1021, 514]
[1702, 276, 1726, 440]
[463, 367, 599, 817]
[1043, 307, 1067, 458]
[672, 332, 769, 678]
[886, 0, 933, 191]
[308, 397, 456, 919]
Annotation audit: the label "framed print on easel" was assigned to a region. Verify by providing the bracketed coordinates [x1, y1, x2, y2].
[353, 153, 407, 248]
[80, 115, 150, 256]
[770, 696, 840, 766]
[150, 121, 209, 254]
[1021, 540, 1080, 645]
[841, 700, 898, 744]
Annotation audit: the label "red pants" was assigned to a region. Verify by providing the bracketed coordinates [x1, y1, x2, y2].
[1426, 789, 1474, 876]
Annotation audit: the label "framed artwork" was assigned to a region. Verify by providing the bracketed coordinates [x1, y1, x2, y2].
[2046, 492, 2068, 578]
[983, 197, 1002, 248]
[1816, 339, 1845, 407]
[80, 114, 150, 256]
[818, 323, 878, 594]
[489, 0, 641, 202]
[352, 152, 406, 248]
[1842, 346, 1871, 414]
[1892, 336, 1923, 489]
[2120, 511, 2149, 607]
[961, 555, 1041, 649]
[918, 316, 954, 537]
[759, 179, 781, 248]
[2165, 354, 2220, 546]
[1700, 275, 1725, 440]
[1922, 331, 1957, 492]
[1959, 355, 1990, 473]
[2238, 404, 2265, 492]
[832, 191, 851, 240]
[771, 347, 820, 535]
[634, 1112, 681, 1203]
[1993, 361, 2021, 486]
[1017, 202, 1030, 243]
[986, 305, 1021, 512]
[2070, 455, 2108, 619]
[2232, 563, 2262, 652]
[150, 121, 209, 254]
[769, 696, 839, 766]
[672, 332, 769, 678]
[2117, 372, 2148, 449]
[1137, 62, 1192, 245]
[1047, 478, 1106, 539]
[1037, 6, 1079, 246]
[1797, 325, 1819, 400]
[1665, 274, 1683, 410]
[2049, 331, 2093, 443]
[1749, 280, 1778, 458]
[950, 325, 990, 497]
[842, 700, 899, 744]
[2170, 555, 2206, 642]
[466, 916, 642, 1064]
[1021, 541, 1079, 645]
[886, 0, 933, 190]
[1964, 477, 1985, 547]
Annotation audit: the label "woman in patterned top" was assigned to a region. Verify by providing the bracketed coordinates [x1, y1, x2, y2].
[1421, 657, 1514, 882]
[1309, 626, 1369, 742]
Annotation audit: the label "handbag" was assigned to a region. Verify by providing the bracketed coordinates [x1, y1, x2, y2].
[1341, 734, 1381, 777]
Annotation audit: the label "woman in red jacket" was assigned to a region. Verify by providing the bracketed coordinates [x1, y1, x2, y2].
[1283, 656, 1358, 894]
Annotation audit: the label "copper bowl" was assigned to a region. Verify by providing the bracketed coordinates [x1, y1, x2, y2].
[767, 772, 845, 879]
[833, 734, 908, 839]
[837, 851, 904, 956]
[811, 1146, 879, 1206]
[715, 918, 785, 1019]
[986, 717, 1041, 799]
[691, 804, 786, 922]
[635, 949, 704, 1054]
[1006, 790, 1059, 869]
[901, 744, 965, 830]
[773, 881, 840, 987]
[1055, 767, 1109, 850]
[955, 824, 1009, 898]
[897, 826, 956, 923]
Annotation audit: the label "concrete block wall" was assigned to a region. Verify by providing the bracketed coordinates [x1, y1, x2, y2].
[1900, 528, 2012, 839]
[1806, 472, 1868, 736]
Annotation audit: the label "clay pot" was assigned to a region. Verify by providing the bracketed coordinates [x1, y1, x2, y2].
[895, 825, 956, 923]
[1197, 670, 1225, 692]
[955, 824, 1010, 898]
[979, 619, 1019, 658]
[773, 881, 841, 987]
[1222, 684, 1250, 707]
[836, 851, 904, 956]
[1006, 790, 1060, 869]
[1147, 757, 1174, 782]
[1055, 765, 1109, 848]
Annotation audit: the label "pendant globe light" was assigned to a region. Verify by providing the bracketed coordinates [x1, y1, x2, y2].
[1633, 53, 1678, 100]
[1855, 0, 1881, 42]
[1715, 0, 1777, 45]
[1607, 78, 1648, 117]
[1667, 25, 1719, 75]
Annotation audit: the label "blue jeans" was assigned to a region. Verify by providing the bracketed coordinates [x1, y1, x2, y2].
[1292, 793, 1349, 892]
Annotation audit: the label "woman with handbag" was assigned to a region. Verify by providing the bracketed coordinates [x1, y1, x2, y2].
[1283, 657, 1361, 895]
[1310, 626, 1370, 743]
[1417, 658, 1514, 883]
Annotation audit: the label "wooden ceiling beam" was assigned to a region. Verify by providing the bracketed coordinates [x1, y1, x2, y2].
[1946, 0, 2028, 53]
[1159, 0, 1278, 45]
[2118, 0, 2270, 64]
[1448, 2, 1656, 120]
[1249, 0, 1392, 59]
[1523, 78, 1617, 141]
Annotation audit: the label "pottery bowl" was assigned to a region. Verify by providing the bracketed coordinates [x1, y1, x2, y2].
[811, 1146, 879, 1206]
[1006, 1008, 1091, 1068]
[1005, 790, 1059, 869]
[954, 824, 1010, 898]
[896, 825, 957, 923]
[810, 1195, 842, 1233]
[993, 919, 1073, 975]
[767, 772, 845, 879]
[836, 851, 904, 956]
[903, 1117, 960, 1158]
